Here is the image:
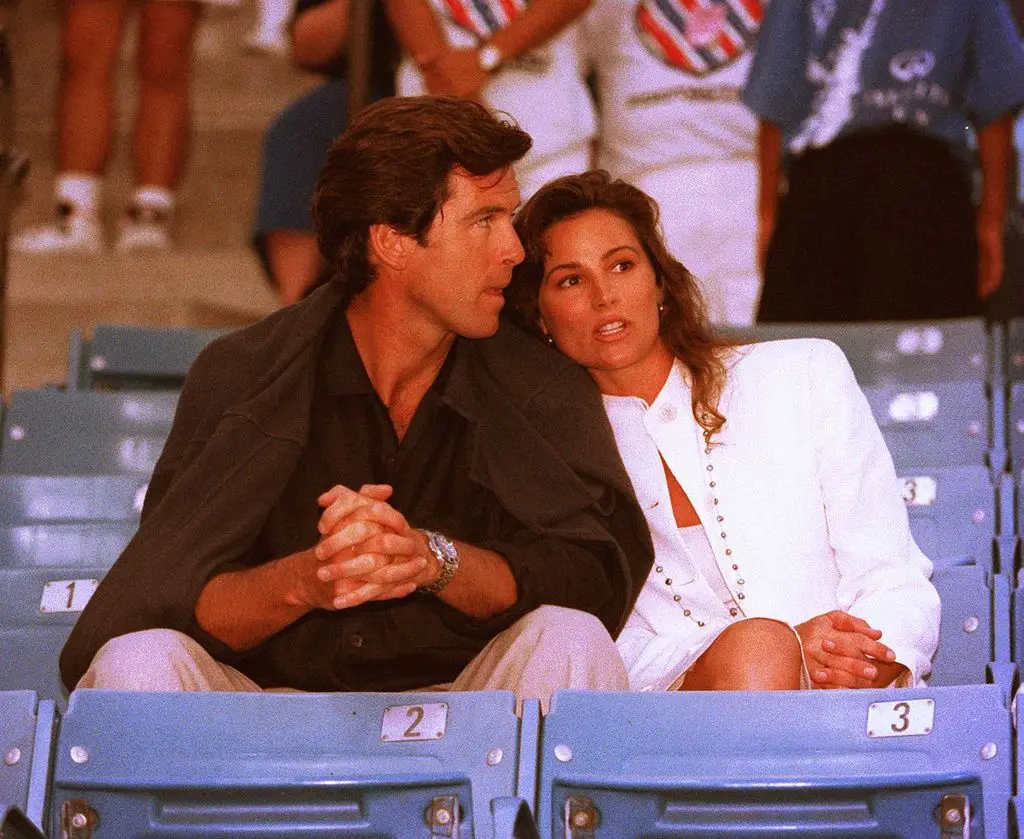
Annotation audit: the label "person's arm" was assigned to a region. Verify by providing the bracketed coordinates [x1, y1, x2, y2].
[484, 0, 591, 63]
[385, 0, 591, 98]
[976, 112, 1014, 298]
[756, 119, 783, 272]
[292, 0, 350, 72]
[315, 484, 519, 619]
[314, 481, 624, 629]
[808, 340, 941, 686]
[382, 0, 448, 72]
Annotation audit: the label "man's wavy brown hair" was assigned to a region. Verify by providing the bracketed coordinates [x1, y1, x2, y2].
[313, 95, 532, 304]
[506, 170, 730, 440]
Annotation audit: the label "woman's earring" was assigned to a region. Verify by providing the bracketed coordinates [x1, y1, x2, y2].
[658, 302, 666, 314]
[545, 333, 555, 346]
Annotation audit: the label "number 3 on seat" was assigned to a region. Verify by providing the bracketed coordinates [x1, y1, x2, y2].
[866, 699, 935, 738]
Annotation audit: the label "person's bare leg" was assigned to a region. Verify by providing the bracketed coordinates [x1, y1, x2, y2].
[266, 230, 324, 305]
[681, 619, 803, 691]
[134, 0, 201, 190]
[12, 0, 129, 252]
[57, 0, 131, 174]
[117, 0, 200, 249]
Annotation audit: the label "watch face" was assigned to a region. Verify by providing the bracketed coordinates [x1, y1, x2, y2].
[479, 45, 502, 71]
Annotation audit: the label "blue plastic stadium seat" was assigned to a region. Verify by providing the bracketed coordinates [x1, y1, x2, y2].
[930, 566, 1007, 687]
[720, 319, 988, 385]
[0, 567, 107, 704]
[0, 474, 147, 526]
[862, 381, 988, 469]
[0, 522, 136, 569]
[0, 389, 178, 476]
[536, 686, 1011, 838]
[0, 691, 56, 831]
[1005, 319, 1024, 383]
[1007, 383, 1024, 468]
[72, 324, 226, 391]
[896, 465, 996, 571]
[50, 690, 538, 838]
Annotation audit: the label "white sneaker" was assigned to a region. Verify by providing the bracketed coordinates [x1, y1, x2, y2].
[115, 204, 172, 252]
[12, 206, 104, 254]
[243, 28, 290, 56]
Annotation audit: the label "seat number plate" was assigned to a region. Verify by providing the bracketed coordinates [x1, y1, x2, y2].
[866, 699, 934, 738]
[39, 579, 99, 613]
[381, 702, 448, 742]
[888, 391, 939, 423]
[901, 475, 937, 507]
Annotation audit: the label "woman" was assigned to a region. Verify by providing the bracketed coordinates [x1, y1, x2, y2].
[507, 171, 940, 692]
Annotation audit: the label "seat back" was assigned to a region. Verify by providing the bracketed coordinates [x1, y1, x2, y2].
[721, 319, 988, 385]
[897, 465, 996, 571]
[0, 390, 178, 476]
[930, 566, 1006, 687]
[51, 690, 532, 838]
[0, 522, 136, 569]
[0, 474, 147, 526]
[862, 381, 988, 468]
[76, 325, 225, 391]
[536, 686, 1011, 838]
[0, 567, 106, 703]
[0, 692, 55, 831]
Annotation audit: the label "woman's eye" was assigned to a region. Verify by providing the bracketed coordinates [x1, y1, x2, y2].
[555, 274, 581, 288]
[612, 260, 634, 272]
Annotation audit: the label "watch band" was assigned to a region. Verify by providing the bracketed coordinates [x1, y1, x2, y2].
[418, 530, 460, 595]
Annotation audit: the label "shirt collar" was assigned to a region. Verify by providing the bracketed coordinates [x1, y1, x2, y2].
[321, 311, 469, 408]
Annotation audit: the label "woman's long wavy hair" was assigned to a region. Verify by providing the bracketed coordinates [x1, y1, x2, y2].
[506, 170, 730, 440]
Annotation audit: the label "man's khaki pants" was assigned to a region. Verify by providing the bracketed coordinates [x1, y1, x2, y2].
[77, 606, 629, 712]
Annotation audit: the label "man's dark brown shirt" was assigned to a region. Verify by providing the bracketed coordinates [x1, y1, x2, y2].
[60, 280, 654, 692]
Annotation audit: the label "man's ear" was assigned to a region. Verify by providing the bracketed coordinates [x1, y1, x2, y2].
[367, 223, 413, 272]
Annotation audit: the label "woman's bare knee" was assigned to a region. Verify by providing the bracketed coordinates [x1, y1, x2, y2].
[683, 619, 802, 691]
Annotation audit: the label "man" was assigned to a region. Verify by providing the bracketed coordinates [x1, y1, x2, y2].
[60, 96, 654, 708]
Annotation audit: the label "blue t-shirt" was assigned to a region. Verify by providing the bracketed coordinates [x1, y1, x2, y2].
[742, 0, 1024, 155]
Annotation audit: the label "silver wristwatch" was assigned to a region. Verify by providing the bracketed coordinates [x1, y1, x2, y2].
[418, 530, 460, 595]
[477, 43, 503, 73]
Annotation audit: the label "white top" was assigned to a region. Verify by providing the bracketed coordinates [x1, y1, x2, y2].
[605, 339, 940, 692]
[582, 0, 765, 176]
[678, 524, 737, 611]
[397, 3, 596, 167]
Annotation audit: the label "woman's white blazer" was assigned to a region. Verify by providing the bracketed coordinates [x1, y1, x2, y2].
[606, 339, 941, 690]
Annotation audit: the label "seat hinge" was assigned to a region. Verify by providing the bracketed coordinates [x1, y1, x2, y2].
[61, 800, 98, 839]
[563, 795, 600, 838]
[427, 794, 461, 838]
[937, 792, 970, 838]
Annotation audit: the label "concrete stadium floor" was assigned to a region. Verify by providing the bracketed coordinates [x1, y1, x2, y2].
[2, 0, 319, 392]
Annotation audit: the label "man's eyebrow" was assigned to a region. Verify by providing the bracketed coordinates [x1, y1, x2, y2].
[543, 245, 641, 281]
[465, 204, 515, 221]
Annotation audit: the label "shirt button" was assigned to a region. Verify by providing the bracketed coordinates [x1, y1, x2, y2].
[729, 607, 739, 617]
[658, 403, 677, 422]
[349, 634, 364, 648]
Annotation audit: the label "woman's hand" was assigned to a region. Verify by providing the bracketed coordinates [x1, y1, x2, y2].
[797, 610, 906, 689]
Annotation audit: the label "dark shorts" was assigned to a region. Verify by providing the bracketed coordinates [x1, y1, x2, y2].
[251, 79, 353, 275]
[759, 127, 980, 323]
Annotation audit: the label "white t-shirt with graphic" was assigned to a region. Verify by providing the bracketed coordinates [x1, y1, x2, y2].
[397, 0, 596, 185]
[583, 0, 767, 177]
